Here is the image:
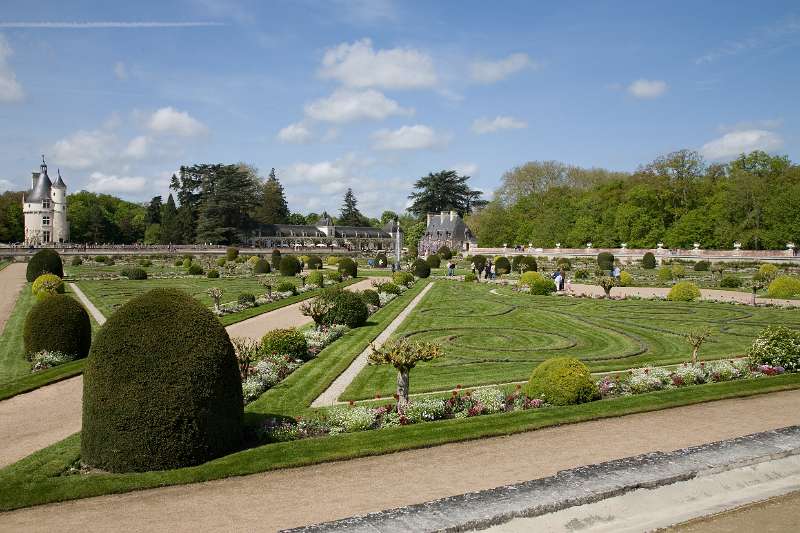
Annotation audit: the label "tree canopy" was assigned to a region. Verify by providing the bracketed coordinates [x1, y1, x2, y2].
[255, 168, 290, 225]
[338, 188, 367, 226]
[408, 170, 487, 218]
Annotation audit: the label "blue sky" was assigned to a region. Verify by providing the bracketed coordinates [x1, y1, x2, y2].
[0, 0, 798, 216]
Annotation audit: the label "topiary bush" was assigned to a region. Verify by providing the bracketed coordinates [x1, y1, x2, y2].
[260, 327, 309, 361]
[31, 273, 65, 299]
[275, 281, 297, 294]
[238, 293, 256, 306]
[426, 254, 441, 268]
[279, 255, 301, 276]
[307, 270, 325, 287]
[374, 252, 388, 268]
[596, 252, 614, 271]
[767, 276, 800, 299]
[494, 256, 511, 275]
[187, 263, 204, 275]
[271, 249, 282, 270]
[512, 255, 538, 273]
[321, 288, 369, 328]
[759, 263, 779, 282]
[124, 267, 148, 280]
[671, 264, 686, 278]
[24, 294, 91, 358]
[226, 247, 239, 261]
[392, 271, 414, 286]
[747, 325, 800, 372]
[94, 255, 108, 263]
[668, 281, 701, 301]
[437, 245, 453, 260]
[720, 275, 742, 288]
[326, 271, 343, 283]
[182, 257, 192, 268]
[26, 249, 63, 281]
[174, 259, 184, 267]
[574, 268, 590, 280]
[619, 271, 633, 287]
[81, 289, 243, 472]
[360, 289, 380, 307]
[376, 282, 401, 295]
[207, 269, 220, 279]
[71, 256, 83, 266]
[642, 252, 656, 269]
[471, 254, 487, 272]
[254, 258, 271, 274]
[326, 255, 340, 266]
[338, 257, 358, 278]
[658, 266, 673, 282]
[413, 259, 431, 278]
[464, 273, 478, 282]
[694, 260, 710, 272]
[556, 257, 572, 271]
[520, 271, 556, 295]
[524, 357, 599, 406]
[307, 255, 323, 270]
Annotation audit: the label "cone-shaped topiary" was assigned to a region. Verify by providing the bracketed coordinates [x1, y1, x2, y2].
[642, 252, 656, 269]
[81, 288, 243, 472]
[26, 249, 63, 281]
[24, 294, 91, 358]
[524, 357, 598, 406]
[413, 259, 431, 278]
[338, 257, 358, 278]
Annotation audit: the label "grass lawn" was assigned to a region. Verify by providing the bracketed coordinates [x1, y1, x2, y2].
[341, 281, 800, 400]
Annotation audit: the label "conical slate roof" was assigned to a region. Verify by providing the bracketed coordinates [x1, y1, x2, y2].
[26, 161, 52, 203]
[52, 168, 66, 189]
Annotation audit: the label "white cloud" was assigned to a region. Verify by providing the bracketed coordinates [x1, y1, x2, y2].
[696, 15, 800, 64]
[627, 79, 668, 99]
[320, 38, 437, 90]
[282, 154, 372, 194]
[277, 122, 312, 143]
[304, 89, 411, 123]
[470, 53, 537, 84]
[122, 135, 150, 159]
[471, 115, 527, 134]
[85, 172, 148, 194]
[372, 124, 449, 150]
[700, 129, 784, 160]
[718, 118, 783, 133]
[0, 34, 24, 103]
[147, 107, 208, 137]
[452, 163, 479, 177]
[114, 61, 128, 80]
[0, 178, 15, 191]
[52, 129, 116, 169]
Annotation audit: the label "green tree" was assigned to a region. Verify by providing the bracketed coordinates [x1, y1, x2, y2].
[338, 188, 366, 226]
[145, 196, 162, 225]
[194, 165, 261, 244]
[160, 194, 181, 244]
[408, 170, 486, 218]
[0, 191, 24, 242]
[287, 212, 306, 225]
[255, 168, 290, 225]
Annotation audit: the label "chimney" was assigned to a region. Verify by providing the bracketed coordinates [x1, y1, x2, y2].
[32, 172, 39, 189]
[426, 213, 433, 226]
[450, 210, 457, 222]
[440, 211, 447, 224]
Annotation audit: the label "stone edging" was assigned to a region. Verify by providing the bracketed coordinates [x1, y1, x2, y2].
[68, 283, 106, 325]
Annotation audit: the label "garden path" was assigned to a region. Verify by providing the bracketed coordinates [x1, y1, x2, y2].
[0, 263, 26, 335]
[68, 283, 106, 325]
[569, 283, 800, 307]
[3, 389, 799, 531]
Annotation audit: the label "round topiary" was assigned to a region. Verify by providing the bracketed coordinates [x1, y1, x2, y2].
[360, 289, 380, 307]
[71, 256, 83, 266]
[26, 249, 63, 281]
[307, 255, 323, 270]
[326, 271, 343, 283]
[279, 255, 301, 276]
[464, 273, 478, 282]
[494, 256, 511, 275]
[619, 271, 633, 287]
[174, 259, 184, 267]
[720, 275, 742, 288]
[124, 268, 148, 280]
[392, 271, 414, 286]
[376, 282, 401, 295]
[275, 280, 297, 294]
[226, 247, 239, 261]
[321, 288, 369, 328]
[326, 255, 340, 266]
[668, 281, 701, 301]
[556, 257, 572, 271]
[187, 263, 204, 275]
[182, 257, 192, 268]
[759, 263, 778, 281]
[471, 254, 487, 272]
[520, 271, 556, 295]
[694, 260, 710, 272]
[254, 258, 271, 274]
[216, 257, 227, 267]
[426, 254, 441, 268]
[524, 357, 599, 406]
[260, 327, 309, 361]
[207, 269, 220, 279]
[31, 273, 65, 299]
[413, 259, 431, 278]
[374, 252, 388, 268]
[512, 255, 538, 273]
[271, 249, 282, 270]
[437, 245, 453, 260]
[24, 294, 91, 358]
[338, 257, 358, 278]
[767, 276, 800, 299]
[238, 293, 256, 306]
[597, 252, 614, 271]
[642, 252, 656, 269]
[95, 255, 108, 263]
[307, 270, 325, 287]
[81, 289, 243, 473]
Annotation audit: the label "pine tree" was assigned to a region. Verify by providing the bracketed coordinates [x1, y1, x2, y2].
[159, 194, 182, 244]
[145, 196, 162, 225]
[408, 170, 487, 218]
[339, 188, 365, 226]
[255, 168, 290, 225]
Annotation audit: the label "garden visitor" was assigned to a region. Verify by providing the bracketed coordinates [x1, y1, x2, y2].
[391, 262, 396, 273]
[490, 262, 496, 280]
[555, 271, 563, 292]
[448, 261, 456, 276]
[484, 261, 491, 280]
[612, 265, 620, 279]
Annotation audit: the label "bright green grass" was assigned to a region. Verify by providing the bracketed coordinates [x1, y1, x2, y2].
[341, 281, 800, 400]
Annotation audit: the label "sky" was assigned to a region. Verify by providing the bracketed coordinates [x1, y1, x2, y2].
[0, 0, 798, 216]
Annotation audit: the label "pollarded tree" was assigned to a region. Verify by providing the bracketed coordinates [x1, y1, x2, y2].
[407, 170, 487, 218]
[685, 327, 711, 365]
[368, 338, 442, 411]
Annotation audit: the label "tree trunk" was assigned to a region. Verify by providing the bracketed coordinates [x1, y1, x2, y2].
[396, 369, 410, 412]
[691, 346, 698, 365]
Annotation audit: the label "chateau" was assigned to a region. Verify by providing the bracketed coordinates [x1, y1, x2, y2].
[22, 157, 69, 245]
[419, 210, 476, 256]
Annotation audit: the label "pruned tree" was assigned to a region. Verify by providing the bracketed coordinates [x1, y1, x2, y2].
[368, 338, 443, 411]
[598, 276, 618, 298]
[207, 287, 223, 311]
[300, 296, 333, 326]
[686, 327, 711, 365]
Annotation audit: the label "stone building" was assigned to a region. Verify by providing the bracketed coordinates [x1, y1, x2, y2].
[419, 210, 476, 256]
[23, 157, 69, 245]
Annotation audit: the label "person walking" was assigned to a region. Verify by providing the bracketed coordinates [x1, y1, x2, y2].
[448, 261, 455, 277]
[555, 270, 563, 292]
[490, 262, 496, 280]
[484, 261, 491, 280]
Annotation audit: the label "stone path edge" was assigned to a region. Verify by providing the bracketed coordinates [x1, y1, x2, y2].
[285, 425, 800, 533]
[311, 282, 435, 407]
[68, 283, 106, 325]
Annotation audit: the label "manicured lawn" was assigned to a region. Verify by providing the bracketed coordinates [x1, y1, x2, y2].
[341, 281, 800, 400]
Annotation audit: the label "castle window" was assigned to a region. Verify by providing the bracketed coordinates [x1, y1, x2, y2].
[42, 199, 50, 209]
[42, 215, 50, 226]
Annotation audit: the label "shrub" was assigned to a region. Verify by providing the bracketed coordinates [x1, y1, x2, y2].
[307, 255, 323, 270]
[413, 259, 431, 278]
[326, 271, 343, 283]
[619, 271, 633, 287]
[426, 254, 441, 268]
[275, 281, 297, 294]
[226, 247, 239, 261]
[207, 269, 220, 279]
[767, 276, 800, 299]
[748, 325, 800, 372]
[360, 289, 380, 307]
[271, 249, 282, 270]
[24, 294, 91, 358]
[464, 273, 478, 282]
[471, 254, 487, 272]
[376, 282, 401, 295]
[260, 327, 309, 361]
[668, 281, 701, 301]
[720, 275, 742, 288]
[26, 249, 63, 281]
[124, 268, 148, 280]
[642, 252, 656, 269]
[279, 255, 301, 276]
[174, 259, 184, 267]
[556, 257, 571, 271]
[216, 257, 227, 267]
[238, 293, 256, 306]
[94, 255, 108, 263]
[374, 252, 389, 268]
[494, 256, 511, 275]
[671, 264, 686, 278]
[235, 256, 245, 264]
[307, 270, 325, 287]
[254, 258, 271, 274]
[513, 255, 538, 273]
[326, 255, 340, 266]
[596, 252, 614, 271]
[321, 288, 369, 328]
[187, 263, 204, 275]
[437, 245, 453, 260]
[183, 254, 194, 261]
[338, 257, 358, 278]
[759, 263, 779, 282]
[71, 256, 83, 266]
[31, 273, 65, 299]
[520, 271, 556, 295]
[392, 271, 414, 286]
[658, 266, 673, 282]
[574, 269, 590, 280]
[81, 289, 243, 472]
[524, 357, 598, 406]
[694, 260, 710, 272]
[182, 258, 192, 268]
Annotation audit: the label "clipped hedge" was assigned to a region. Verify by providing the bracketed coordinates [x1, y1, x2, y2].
[471, 254, 487, 272]
[596, 252, 614, 271]
[338, 257, 358, 278]
[326, 271, 343, 283]
[720, 275, 742, 288]
[24, 294, 91, 358]
[512, 255, 537, 273]
[425, 255, 441, 268]
[326, 256, 340, 266]
[307, 270, 325, 287]
[520, 271, 556, 295]
[374, 252, 389, 268]
[307, 255, 323, 270]
[207, 269, 220, 279]
[668, 281, 701, 301]
[619, 271, 633, 287]
[413, 259, 431, 278]
[464, 273, 478, 282]
[81, 289, 243, 472]
[31, 273, 65, 299]
[122, 268, 148, 280]
[437, 245, 453, 260]
[524, 357, 599, 406]
[494, 256, 511, 275]
[360, 289, 380, 307]
[226, 247, 239, 261]
[26, 249, 63, 281]
[279, 255, 301, 276]
[392, 271, 414, 286]
[693, 260, 710, 271]
[321, 288, 369, 328]
[254, 259, 271, 274]
[275, 281, 297, 294]
[768, 276, 800, 299]
[642, 252, 656, 269]
[71, 256, 83, 266]
[555, 257, 572, 271]
[187, 263, 204, 275]
[261, 328, 308, 361]
[238, 293, 256, 306]
[271, 249, 282, 270]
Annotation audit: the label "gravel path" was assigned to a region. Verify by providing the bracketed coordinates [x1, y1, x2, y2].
[3, 389, 799, 532]
[569, 283, 800, 306]
[0, 263, 26, 334]
[311, 281, 434, 407]
[68, 283, 106, 325]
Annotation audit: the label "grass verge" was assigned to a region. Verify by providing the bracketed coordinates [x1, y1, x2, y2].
[0, 285, 36, 384]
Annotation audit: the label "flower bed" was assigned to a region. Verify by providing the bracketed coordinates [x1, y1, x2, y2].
[29, 350, 76, 372]
[212, 281, 328, 317]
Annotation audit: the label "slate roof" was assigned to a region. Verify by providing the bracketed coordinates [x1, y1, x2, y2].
[425, 213, 474, 241]
[253, 224, 391, 239]
[26, 170, 52, 203]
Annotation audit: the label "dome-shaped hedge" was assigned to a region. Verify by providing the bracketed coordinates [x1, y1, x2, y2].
[494, 256, 511, 275]
[307, 270, 325, 287]
[226, 247, 239, 261]
[254, 259, 271, 274]
[556, 257, 571, 270]
[413, 259, 431, 278]
[279, 255, 301, 276]
[668, 281, 701, 301]
[338, 257, 358, 278]
[321, 288, 368, 328]
[360, 289, 380, 307]
[520, 271, 556, 295]
[81, 288, 243, 472]
[471, 254, 487, 272]
[31, 273, 65, 299]
[425, 254, 441, 268]
[374, 252, 388, 268]
[524, 357, 598, 406]
[768, 276, 800, 299]
[24, 294, 91, 358]
[307, 255, 323, 270]
[26, 249, 63, 282]
[437, 245, 453, 260]
[642, 252, 656, 269]
[597, 252, 614, 271]
[512, 255, 537, 273]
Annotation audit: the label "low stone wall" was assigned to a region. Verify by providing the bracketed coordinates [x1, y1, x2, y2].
[0, 246, 363, 260]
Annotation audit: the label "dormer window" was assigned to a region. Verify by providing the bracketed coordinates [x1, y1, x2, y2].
[42, 199, 50, 209]
[42, 215, 50, 226]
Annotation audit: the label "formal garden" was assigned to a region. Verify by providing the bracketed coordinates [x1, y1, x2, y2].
[0, 246, 799, 513]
